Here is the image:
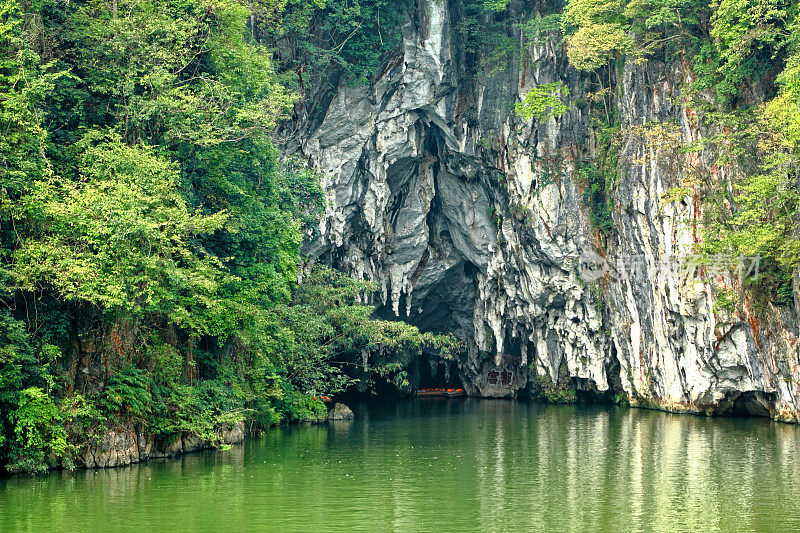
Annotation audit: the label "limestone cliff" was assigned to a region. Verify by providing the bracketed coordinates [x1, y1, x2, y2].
[288, 0, 800, 421]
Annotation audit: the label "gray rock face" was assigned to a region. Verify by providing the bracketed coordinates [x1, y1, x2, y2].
[83, 425, 141, 468]
[327, 403, 355, 421]
[217, 421, 246, 444]
[293, 0, 800, 421]
[82, 421, 248, 469]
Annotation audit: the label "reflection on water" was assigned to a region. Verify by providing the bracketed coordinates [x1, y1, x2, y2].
[2, 400, 799, 532]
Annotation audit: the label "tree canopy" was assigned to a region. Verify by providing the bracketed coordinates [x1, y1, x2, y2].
[0, 0, 457, 474]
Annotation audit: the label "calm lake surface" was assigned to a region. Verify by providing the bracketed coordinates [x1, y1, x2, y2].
[2, 399, 800, 532]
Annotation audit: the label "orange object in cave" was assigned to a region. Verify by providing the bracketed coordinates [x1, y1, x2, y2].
[416, 388, 465, 398]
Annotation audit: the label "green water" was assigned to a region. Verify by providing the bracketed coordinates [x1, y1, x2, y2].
[2, 399, 800, 532]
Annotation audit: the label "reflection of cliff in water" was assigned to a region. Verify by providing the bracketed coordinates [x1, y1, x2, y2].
[291, 0, 800, 421]
[3, 400, 800, 530]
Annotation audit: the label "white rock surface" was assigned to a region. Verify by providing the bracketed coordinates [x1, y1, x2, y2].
[294, 0, 800, 420]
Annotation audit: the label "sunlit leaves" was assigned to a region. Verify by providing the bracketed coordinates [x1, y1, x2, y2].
[13, 133, 229, 331]
[515, 82, 570, 121]
[562, 0, 704, 71]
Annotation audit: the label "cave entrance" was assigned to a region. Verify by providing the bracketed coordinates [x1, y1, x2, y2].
[415, 355, 464, 397]
[718, 391, 773, 418]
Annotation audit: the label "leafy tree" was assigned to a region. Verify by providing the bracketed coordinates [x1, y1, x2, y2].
[6, 387, 68, 473]
[0, 0, 465, 474]
[562, 0, 635, 71]
[707, 11, 800, 269]
[708, 0, 794, 105]
[13, 133, 229, 334]
[515, 83, 570, 121]
[562, 0, 706, 71]
[267, 0, 408, 91]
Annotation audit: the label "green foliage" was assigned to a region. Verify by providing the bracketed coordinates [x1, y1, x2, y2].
[14, 134, 229, 333]
[277, 266, 462, 395]
[95, 368, 248, 445]
[673, 6, 800, 301]
[0, 0, 460, 474]
[562, 0, 706, 71]
[158, 383, 246, 444]
[483, 0, 510, 12]
[562, 0, 635, 71]
[520, 14, 562, 45]
[580, 164, 614, 235]
[57, 0, 294, 147]
[515, 83, 569, 121]
[715, 12, 800, 268]
[0, 312, 34, 459]
[744, 258, 795, 308]
[142, 337, 184, 385]
[273, 387, 327, 422]
[454, 0, 518, 76]
[268, 0, 408, 90]
[712, 287, 738, 313]
[536, 374, 578, 404]
[6, 388, 68, 473]
[98, 368, 160, 421]
[579, 123, 620, 235]
[704, 0, 794, 106]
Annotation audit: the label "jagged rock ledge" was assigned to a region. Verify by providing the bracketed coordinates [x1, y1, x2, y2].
[37, 401, 357, 472]
[79, 421, 247, 470]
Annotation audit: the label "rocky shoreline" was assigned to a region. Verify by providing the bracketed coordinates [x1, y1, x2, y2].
[34, 402, 356, 473]
[78, 420, 248, 470]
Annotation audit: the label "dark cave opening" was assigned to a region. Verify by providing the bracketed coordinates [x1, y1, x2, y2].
[718, 391, 773, 418]
[414, 355, 463, 391]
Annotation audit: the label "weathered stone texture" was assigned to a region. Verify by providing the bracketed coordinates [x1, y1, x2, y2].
[293, 0, 800, 420]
